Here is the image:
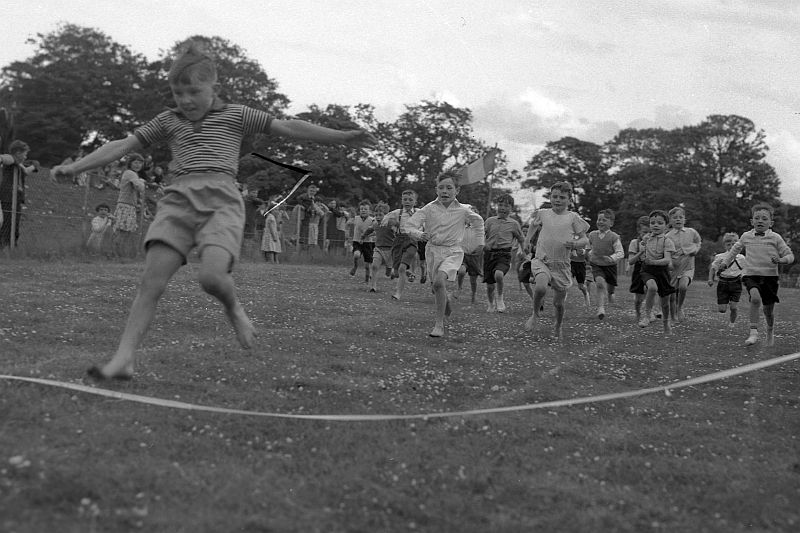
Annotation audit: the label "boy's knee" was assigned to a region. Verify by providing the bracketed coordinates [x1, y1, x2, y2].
[494, 270, 504, 283]
[198, 270, 226, 295]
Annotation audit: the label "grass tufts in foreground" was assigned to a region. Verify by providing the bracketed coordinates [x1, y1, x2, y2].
[1, 259, 799, 532]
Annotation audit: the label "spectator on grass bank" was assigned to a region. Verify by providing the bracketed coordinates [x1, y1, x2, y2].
[87, 203, 114, 256]
[113, 153, 146, 258]
[0, 140, 38, 248]
[296, 184, 327, 248]
[259, 200, 282, 263]
[324, 198, 348, 254]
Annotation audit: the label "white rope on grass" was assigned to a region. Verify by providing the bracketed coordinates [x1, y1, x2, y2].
[1, 351, 798, 422]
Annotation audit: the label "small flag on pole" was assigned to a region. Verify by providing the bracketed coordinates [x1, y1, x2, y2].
[459, 149, 498, 185]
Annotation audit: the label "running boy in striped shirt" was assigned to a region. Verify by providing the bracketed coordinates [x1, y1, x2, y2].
[707, 232, 745, 328]
[718, 203, 794, 346]
[53, 40, 376, 380]
[403, 171, 485, 337]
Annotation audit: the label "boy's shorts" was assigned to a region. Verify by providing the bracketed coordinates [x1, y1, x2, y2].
[641, 264, 676, 298]
[461, 251, 483, 278]
[426, 243, 463, 282]
[483, 248, 512, 284]
[670, 255, 695, 285]
[591, 263, 618, 287]
[145, 173, 244, 265]
[629, 262, 645, 294]
[353, 241, 375, 263]
[375, 246, 393, 267]
[391, 233, 417, 270]
[717, 276, 743, 305]
[570, 261, 587, 285]
[518, 258, 532, 284]
[743, 275, 780, 306]
[529, 258, 572, 292]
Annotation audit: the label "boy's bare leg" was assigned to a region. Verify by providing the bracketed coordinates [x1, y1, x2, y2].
[764, 303, 775, 346]
[525, 275, 548, 332]
[595, 278, 607, 319]
[495, 270, 507, 312]
[198, 245, 257, 350]
[661, 297, 672, 334]
[553, 288, 567, 338]
[97, 244, 183, 378]
[470, 275, 478, 304]
[369, 260, 379, 291]
[486, 282, 497, 313]
[393, 263, 408, 300]
[429, 271, 448, 337]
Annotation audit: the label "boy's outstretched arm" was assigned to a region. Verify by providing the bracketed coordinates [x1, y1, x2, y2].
[52, 136, 143, 180]
[270, 119, 377, 149]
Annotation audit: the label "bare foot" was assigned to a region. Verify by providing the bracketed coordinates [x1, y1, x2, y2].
[663, 321, 673, 334]
[94, 360, 135, 380]
[227, 306, 257, 349]
[429, 324, 445, 337]
[524, 313, 538, 332]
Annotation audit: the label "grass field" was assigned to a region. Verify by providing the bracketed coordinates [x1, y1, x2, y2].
[1, 259, 799, 532]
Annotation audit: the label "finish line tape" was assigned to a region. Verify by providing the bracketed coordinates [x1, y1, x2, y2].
[2, 351, 798, 422]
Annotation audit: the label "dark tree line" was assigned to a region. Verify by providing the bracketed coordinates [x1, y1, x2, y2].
[0, 23, 795, 255]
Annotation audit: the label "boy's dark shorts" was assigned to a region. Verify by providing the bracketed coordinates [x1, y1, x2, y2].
[571, 261, 587, 285]
[743, 275, 780, 306]
[641, 264, 676, 298]
[391, 233, 417, 270]
[591, 263, 618, 287]
[717, 276, 743, 305]
[461, 251, 483, 278]
[483, 248, 512, 285]
[353, 241, 375, 263]
[629, 262, 645, 294]
[518, 259, 533, 284]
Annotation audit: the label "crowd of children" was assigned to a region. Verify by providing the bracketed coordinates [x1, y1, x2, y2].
[44, 38, 794, 382]
[334, 179, 794, 347]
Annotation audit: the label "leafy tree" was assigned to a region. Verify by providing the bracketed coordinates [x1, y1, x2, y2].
[522, 137, 618, 222]
[378, 100, 490, 204]
[0, 23, 146, 163]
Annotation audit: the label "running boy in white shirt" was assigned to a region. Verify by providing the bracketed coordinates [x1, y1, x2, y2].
[403, 171, 485, 337]
[707, 232, 745, 328]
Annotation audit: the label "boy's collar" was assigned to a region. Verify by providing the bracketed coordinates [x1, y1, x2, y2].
[168, 95, 226, 117]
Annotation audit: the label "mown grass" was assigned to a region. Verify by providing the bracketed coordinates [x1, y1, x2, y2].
[1, 259, 799, 532]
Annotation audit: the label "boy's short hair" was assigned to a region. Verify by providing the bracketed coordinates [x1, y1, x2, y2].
[668, 206, 685, 217]
[636, 215, 650, 228]
[95, 203, 110, 212]
[437, 170, 461, 185]
[168, 40, 218, 85]
[598, 208, 615, 222]
[374, 201, 390, 214]
[496, 194, 514, 207]
[8, 140, 29, 154]
[722, 232, 739, 243]
[648, 210, 669, 224]
[401, 189, 418, 198]
[751, 202, 773, 217]
[358, 199, 372, 208]
[126, 153, 144, 168]
[550, 181, 573, 195]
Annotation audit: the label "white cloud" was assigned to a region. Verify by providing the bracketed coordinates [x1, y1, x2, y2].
[519, 88, 568, 119]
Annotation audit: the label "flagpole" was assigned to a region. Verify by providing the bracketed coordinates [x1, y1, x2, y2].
[483, 144, 498, 219]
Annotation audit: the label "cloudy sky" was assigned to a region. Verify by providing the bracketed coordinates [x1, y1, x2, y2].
[4, 0, 800, 209]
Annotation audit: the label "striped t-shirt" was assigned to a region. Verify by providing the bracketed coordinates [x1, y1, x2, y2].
[134, 101, 273, 178]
